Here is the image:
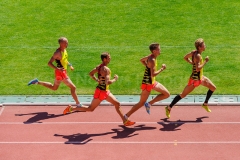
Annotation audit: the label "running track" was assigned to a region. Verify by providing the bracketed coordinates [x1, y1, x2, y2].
[0, 105, 240, 160]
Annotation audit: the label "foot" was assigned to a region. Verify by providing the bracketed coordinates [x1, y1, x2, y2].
[165, 106, 171, 118]
[144, 102, 151, 114]
[124, 120, 135, 126]
[202, 104, 211, 112]
[63, 105, 72, 114]
[27, 78, 39, 86]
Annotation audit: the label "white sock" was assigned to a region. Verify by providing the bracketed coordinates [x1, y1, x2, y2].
[124, 114, 128, 120]
[77, 103, 82, 107]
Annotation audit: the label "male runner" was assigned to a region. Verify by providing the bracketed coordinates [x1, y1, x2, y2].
[124, 43, 170, 121]
[63, 52, 135, 126]
[28, 37, 84, 107]
[165, 38, 216, 118]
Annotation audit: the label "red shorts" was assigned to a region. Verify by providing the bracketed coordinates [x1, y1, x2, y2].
[141, 81, 158, 92]
[55, 69, 68, 80]
[188, 78, 202, 87]
[93, 88, 110, 101]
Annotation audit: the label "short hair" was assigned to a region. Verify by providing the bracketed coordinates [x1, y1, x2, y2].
[101, 52, 110, 61]
[149, 43, 160, 52]
[195, 38, 204, 50]
[58, 37, 68, 43]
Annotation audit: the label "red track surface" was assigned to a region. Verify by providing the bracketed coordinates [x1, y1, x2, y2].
[0, 105, 240, 160]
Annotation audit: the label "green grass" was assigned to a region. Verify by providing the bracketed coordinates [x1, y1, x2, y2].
[0, 0, 239, 95]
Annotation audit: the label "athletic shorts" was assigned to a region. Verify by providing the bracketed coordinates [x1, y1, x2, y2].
[93, 88, 110, 101]
[141, 81, 158, 92]
[188, 78, 202, 87]
[55, 69, 68, 81]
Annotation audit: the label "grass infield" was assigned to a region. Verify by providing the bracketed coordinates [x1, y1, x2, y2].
[0, 0, 239, 95]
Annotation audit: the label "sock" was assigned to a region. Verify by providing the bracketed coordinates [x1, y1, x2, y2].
[169, 94, 182, 108]
[204, 90, 214, 104]
[124, 114, 128, 120]
[77, 103, 82, 107]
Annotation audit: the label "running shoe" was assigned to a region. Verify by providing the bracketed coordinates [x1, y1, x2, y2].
[124, 120, 135, 126]
[63, 105, 72, 114]
[144, 102, 151, 114]
[202, 104, 211, 112]
[165, 106, 171, 118]
[27, 78, 39, 86]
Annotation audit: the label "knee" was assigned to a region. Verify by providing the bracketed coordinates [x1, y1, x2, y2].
[179, 94, 186, 98]
[52, 86, 58, 91]
[70, 85, 76, 91]
[212, 86, 217, 92]
[165, 91, 170, 98]
[88, 107, 95, 112]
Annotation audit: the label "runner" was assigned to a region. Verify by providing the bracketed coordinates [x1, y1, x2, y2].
[63, 52, 135, 126]
[28, 37, 84, 107]
[165, 38, 216, 118]
[124, 43, 170, 122]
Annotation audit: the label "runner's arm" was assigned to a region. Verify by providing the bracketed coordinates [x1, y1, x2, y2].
[48, 52, 59, 70]
[183, 52, 193, 64]
[195, 54, 208, 72]
[89, 67, 99, 82]
[149, 59, 165, 77]
[140, 55, 150, 66]
[105, 68, 118, 85]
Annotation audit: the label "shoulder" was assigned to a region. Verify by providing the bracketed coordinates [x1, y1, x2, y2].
[147, 56, 156, 65]
[53, 49, 61, 58]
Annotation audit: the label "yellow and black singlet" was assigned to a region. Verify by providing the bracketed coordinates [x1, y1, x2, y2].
[190, 51, 203, 80]
[55, 49, 68, 70]
[96, 64, 110, 91]
[142, 55, 157, 85]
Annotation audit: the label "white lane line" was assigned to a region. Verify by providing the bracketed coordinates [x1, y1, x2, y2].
[0, 141, 240, 144]
[1, 122, 240, 124]
[0, 106, 5, 116]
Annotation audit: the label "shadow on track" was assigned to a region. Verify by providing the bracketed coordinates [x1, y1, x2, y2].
[158, 116, 209, 131]
[111, 124, 156, 139]
[15, 111, 80, 124]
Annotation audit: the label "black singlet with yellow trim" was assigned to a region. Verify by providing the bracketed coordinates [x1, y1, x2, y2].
[96, 64, 110, 91]
[142, 55, 157, 85]
[190, 50, 203, 80]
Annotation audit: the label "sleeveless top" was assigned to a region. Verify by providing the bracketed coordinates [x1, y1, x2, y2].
[190, 51, 203, 80]
[96, 64, 110, 91]
[56, 49, 68, 70]
[142, 55, 157, 85]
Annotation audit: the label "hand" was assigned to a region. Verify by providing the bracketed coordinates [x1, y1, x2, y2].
[161, 64, 166, 70]
[205, 56, 209, 62]
[70, 66, 74, 71]
[114, 74, 118, 81]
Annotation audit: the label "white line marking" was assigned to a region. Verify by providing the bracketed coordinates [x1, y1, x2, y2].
[0, 141, 240, 144]
[0, 106, 5, 116]
[0, 122, 240, 125]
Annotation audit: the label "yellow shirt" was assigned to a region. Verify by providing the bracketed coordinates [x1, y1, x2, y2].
[56, 49, 68, 70]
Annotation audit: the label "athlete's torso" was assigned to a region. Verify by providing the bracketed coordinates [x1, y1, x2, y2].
[142, 55, 157, 84]
[190, 50, 203, 80]
[55, 49, 68, 70]
[96, 64, 110, 91]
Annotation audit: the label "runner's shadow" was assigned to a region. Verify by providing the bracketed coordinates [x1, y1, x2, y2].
[15, 111, 79, 124]
[54, 131, 115, 145]
[158, 116, 209, 131]
[111, 124, 156, 139]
